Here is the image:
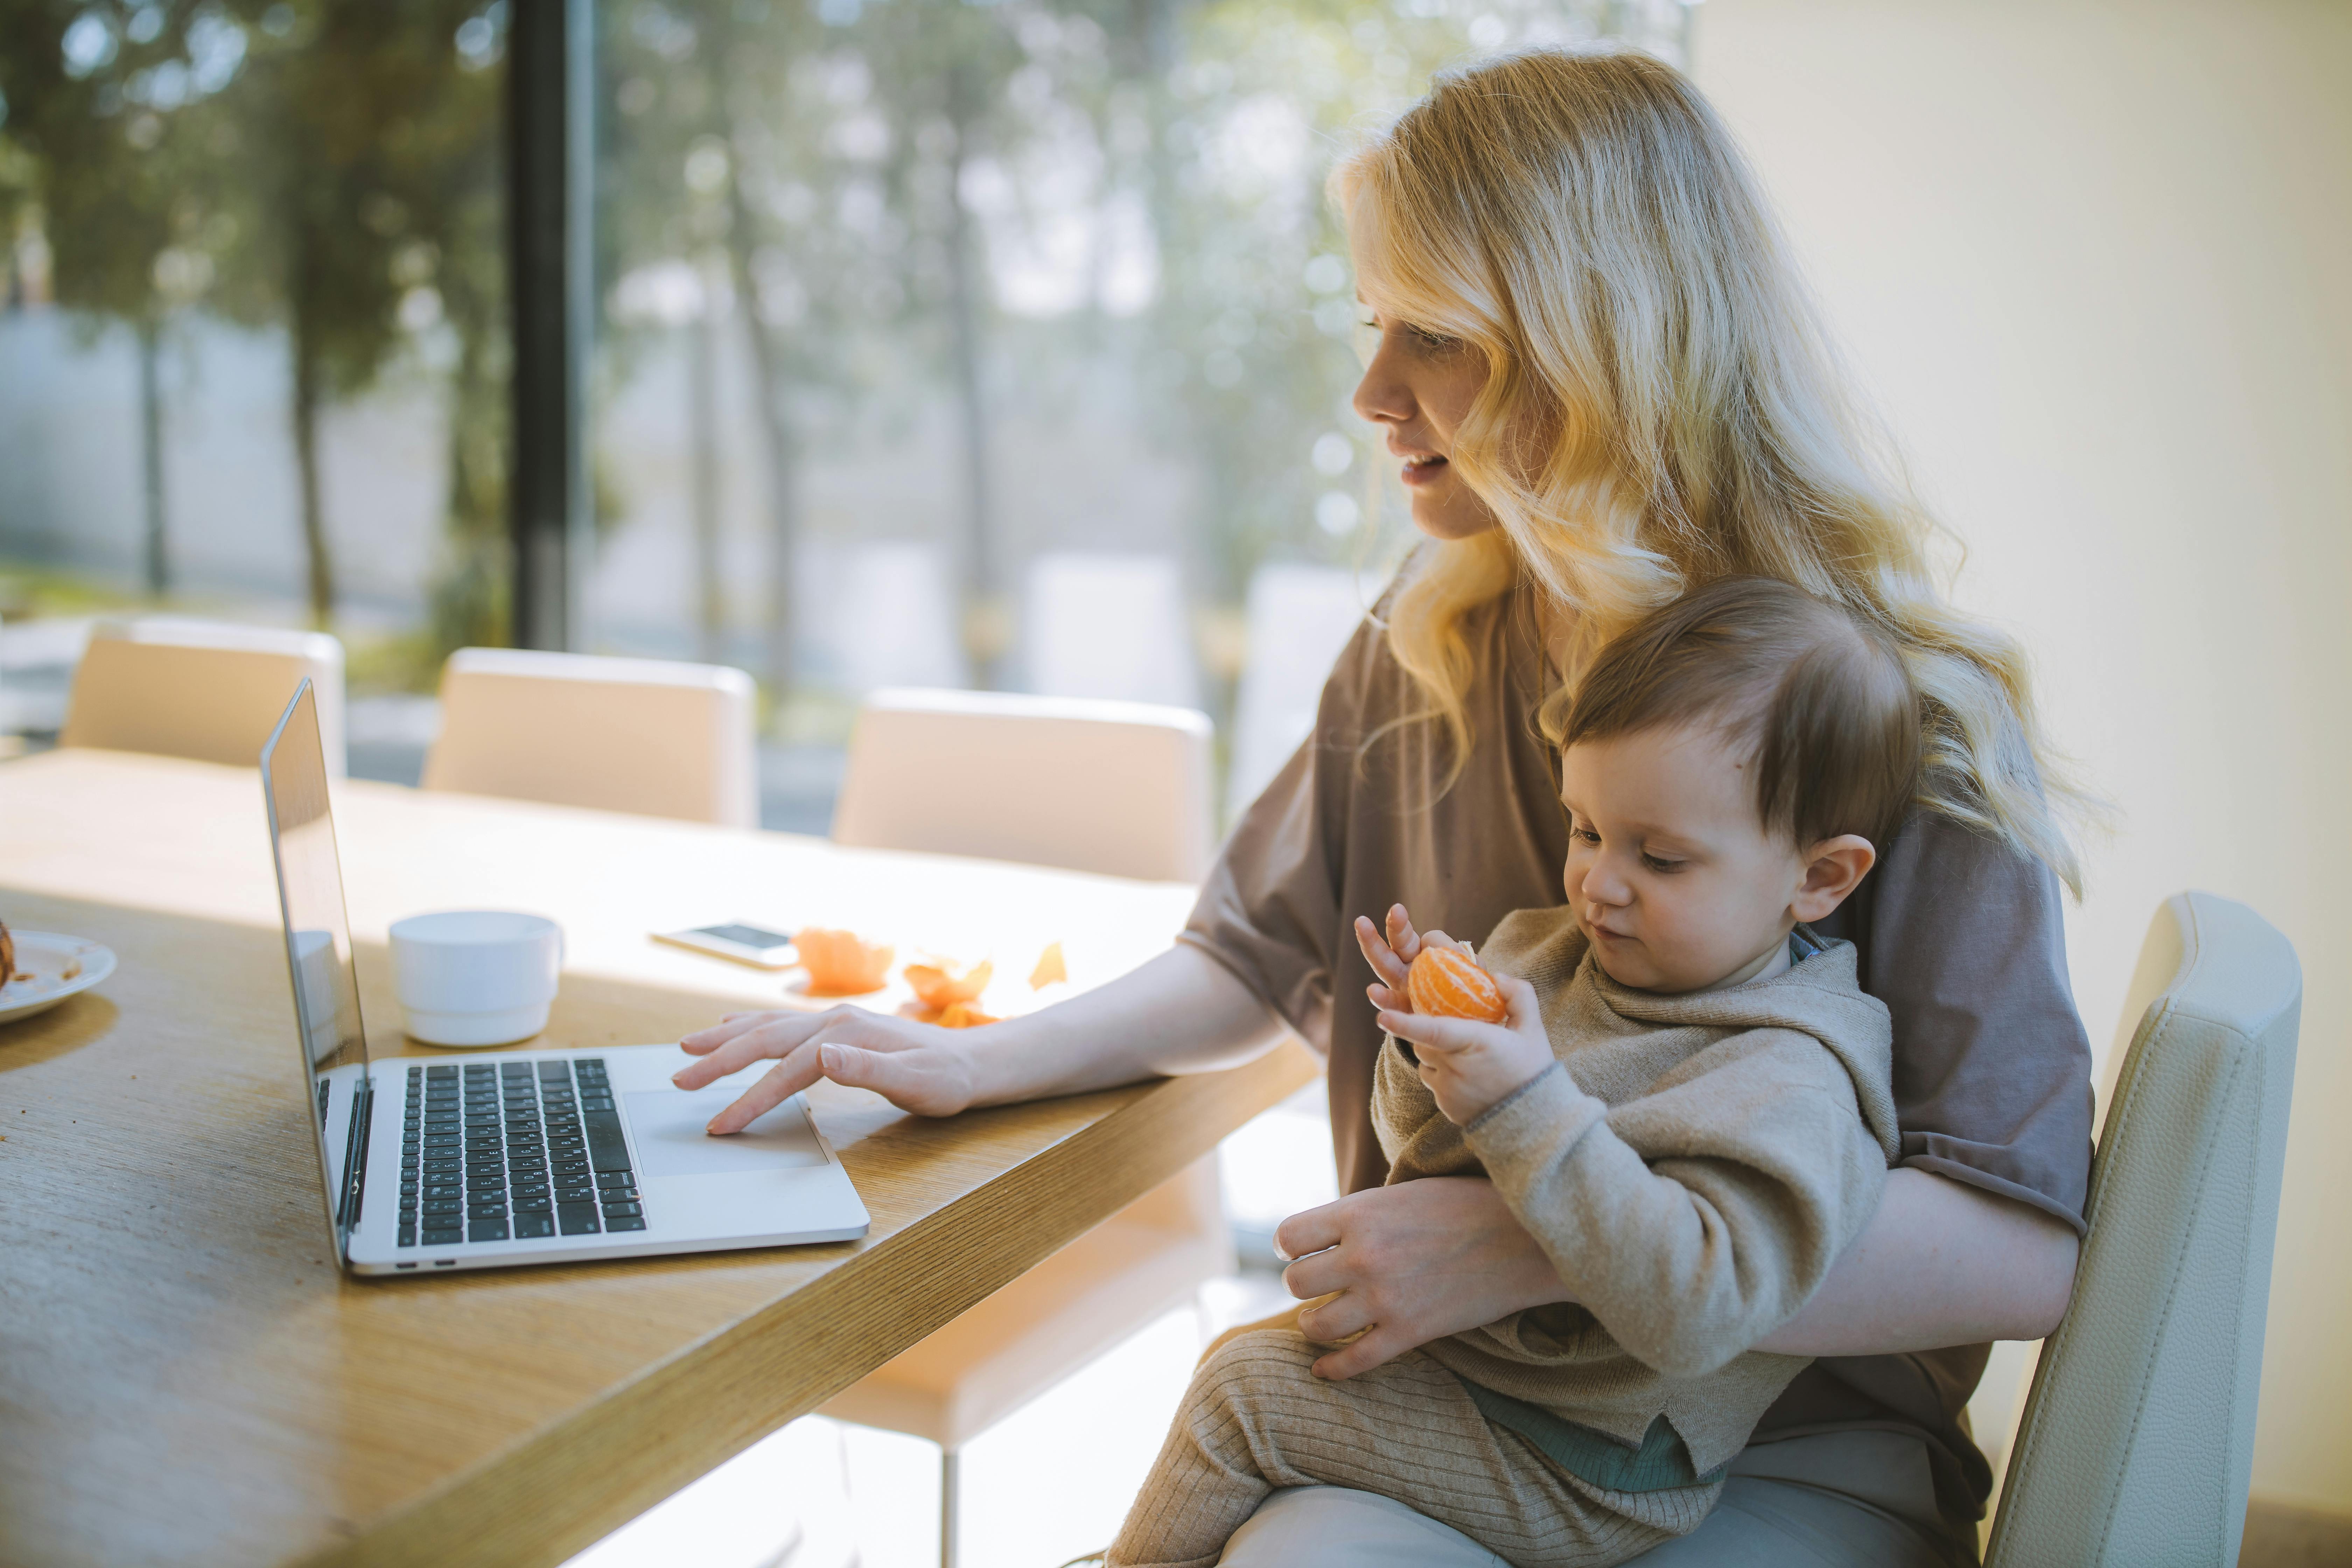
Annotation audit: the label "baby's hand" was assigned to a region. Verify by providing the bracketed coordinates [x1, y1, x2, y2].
[1354, 904, 1471, 1016]
[1377, 971, 1553, 1126]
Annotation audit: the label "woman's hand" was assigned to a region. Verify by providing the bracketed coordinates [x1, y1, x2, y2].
[674, 1007, 978, 1132]
[1272, 1176, 1573, 1380]
[674, 945, 1294, 1135]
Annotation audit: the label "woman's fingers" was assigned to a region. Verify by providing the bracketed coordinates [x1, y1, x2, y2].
[1271, 1197, 1348, 1262]
[704, 1044, 823, 1134]
[1295, 1288, 1374, 1345]
[679, 1009, 790, 1056]
[1311, 1322, 1420, 1381]
[1280, 1243, 1352, 1302]
[1365, 981, 1403, 1012]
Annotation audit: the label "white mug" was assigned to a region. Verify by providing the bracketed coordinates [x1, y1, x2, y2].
[388, 911, 564, 1048]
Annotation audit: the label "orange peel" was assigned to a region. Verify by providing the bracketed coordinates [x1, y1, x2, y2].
[904, 957, 993, 1008]
[1406, 945, 1507, 1023]
[934, 1002, 1000, 1029]
[796, 927, 895, 995]
[1028, 941, 1067, 990]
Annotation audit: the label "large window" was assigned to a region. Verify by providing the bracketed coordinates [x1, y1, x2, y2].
[0, 0, 1688, 819]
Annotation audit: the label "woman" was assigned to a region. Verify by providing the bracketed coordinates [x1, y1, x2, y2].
[679, 49, 2092, 1566]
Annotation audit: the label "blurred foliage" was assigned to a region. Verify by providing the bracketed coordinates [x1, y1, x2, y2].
[598, 0, 1687, 697]
[0, 0, 508, 653]
[0, 0, 1686, 702]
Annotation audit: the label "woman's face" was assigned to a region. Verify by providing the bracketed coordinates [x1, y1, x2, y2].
[1351, 293, 1499, 542]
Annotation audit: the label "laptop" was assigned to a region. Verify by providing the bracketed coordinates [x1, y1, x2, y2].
[260, 679, 869, 1276]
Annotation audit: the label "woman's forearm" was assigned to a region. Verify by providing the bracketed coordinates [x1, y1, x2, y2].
[959, 943, 1293, 1107]
[1752, 1168, 2080, 1354]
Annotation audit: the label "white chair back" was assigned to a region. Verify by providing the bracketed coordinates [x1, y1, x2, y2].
[421, 647, 757, 827]
[832, 686, 1214, 882]
[61, 616, 347, 775]
[1986, 891, 2301, 1568]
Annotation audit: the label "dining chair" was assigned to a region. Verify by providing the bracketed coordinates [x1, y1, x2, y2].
[831, 686, 1217, 883]
[1984, 890, 2302, 1567]
[823, 683, 1232, 1568]
[60, 616, 348, 775]
[421, 648, 758, 828]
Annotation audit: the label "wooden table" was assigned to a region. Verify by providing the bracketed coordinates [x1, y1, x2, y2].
[0, 749, 1317, 1568]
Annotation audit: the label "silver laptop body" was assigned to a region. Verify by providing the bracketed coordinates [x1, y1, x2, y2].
[260, 680, 869, 1277]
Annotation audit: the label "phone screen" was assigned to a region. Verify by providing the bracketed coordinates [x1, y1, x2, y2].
[693, 923, 794, 949]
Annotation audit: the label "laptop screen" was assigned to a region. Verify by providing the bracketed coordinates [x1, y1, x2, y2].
[260, 680, 372, 1263]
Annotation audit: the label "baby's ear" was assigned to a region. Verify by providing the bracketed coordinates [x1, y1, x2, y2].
[1792, 834, 1877, 922]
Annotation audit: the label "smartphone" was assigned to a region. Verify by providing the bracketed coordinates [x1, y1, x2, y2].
[653, 922, 799, 969]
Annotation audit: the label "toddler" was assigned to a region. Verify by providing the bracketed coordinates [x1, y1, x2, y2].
[1108, 576, 1922, 1567]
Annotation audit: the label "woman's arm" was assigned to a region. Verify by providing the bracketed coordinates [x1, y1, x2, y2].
[675, 943, 1292, 1132]
[1749, 1167, 2079, 1354]
[1273, 1167, 2077, 1380]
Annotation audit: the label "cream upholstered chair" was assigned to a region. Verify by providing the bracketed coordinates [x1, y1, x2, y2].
[61, 616, 347, 775]
[1985, 891, 2302, 1567]
[421, 648, 757, 828]
[832, 686, 1216, 882]
[823, 685, 1230, 1567]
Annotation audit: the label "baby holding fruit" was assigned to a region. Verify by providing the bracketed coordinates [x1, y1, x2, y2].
[1108, 578, 1920, 1568]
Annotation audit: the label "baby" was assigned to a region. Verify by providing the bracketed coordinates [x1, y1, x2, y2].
[1108, 576, 1922, 1568]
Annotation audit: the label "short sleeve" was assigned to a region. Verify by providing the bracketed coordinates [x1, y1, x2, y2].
[1813, 812, 2095, 1232]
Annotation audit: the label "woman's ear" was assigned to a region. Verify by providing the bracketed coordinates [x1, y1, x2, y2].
[1791, 834, 1877, 922]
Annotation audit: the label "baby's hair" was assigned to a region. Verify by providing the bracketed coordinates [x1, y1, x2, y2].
[1560, 576, 1924, 850]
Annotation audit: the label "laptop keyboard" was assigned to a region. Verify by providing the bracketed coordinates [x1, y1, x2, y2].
[397, 1057, 644, 1250]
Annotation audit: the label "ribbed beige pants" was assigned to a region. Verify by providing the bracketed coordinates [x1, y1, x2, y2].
[1108, 1330, 1720, 1568]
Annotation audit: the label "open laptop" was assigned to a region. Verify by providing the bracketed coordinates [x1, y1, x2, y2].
[260, 679, 869, 1276]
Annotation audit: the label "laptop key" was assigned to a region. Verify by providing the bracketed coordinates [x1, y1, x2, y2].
[469, 1219, 510, 1242]
[514, 1195, 552, 1212]
[556, 1203, 601, 1236]
[601, 1202, 643, 1218]
[603, 1216, 648, 1232]
[513, 1212, 555, 1239]
[397, 1225, 417, 1247]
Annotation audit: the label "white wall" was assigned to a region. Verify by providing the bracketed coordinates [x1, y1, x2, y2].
[1697, 0, 2352, 1513]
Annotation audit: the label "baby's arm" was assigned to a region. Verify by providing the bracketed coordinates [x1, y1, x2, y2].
[1465, 1035, 1889, 1379]
[1354, 908, 1554, 1125]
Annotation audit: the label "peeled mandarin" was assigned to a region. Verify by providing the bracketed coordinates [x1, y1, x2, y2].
[797, 927, 895, 995]
[904, 957, 993, 1008]
[1406, 945, 1507, 1023]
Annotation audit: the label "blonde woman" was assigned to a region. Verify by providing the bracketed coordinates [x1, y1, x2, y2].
[681, 48, 2089, 1566]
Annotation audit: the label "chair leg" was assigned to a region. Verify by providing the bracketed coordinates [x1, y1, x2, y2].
[941, 1445, 961, 1568]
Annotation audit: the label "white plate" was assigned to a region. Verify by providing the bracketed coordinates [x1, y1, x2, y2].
[0, 932, 118, 1025]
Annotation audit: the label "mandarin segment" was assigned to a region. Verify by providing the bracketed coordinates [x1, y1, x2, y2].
[1407, 945, 1507, 1022]
[796, 927, 895, 995]
[904, 957, 993, 1008]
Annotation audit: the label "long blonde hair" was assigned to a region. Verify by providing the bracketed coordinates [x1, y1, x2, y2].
[1332, 48, 2088, 890]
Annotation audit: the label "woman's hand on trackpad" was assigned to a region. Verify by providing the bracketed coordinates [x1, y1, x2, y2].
[675, 1006, 977, 1132]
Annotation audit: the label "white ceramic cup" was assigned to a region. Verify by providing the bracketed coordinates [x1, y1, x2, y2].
[388, 911, 564, 1048]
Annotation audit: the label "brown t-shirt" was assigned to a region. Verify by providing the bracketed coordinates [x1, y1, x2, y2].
[1179, 576, 2095, 1521]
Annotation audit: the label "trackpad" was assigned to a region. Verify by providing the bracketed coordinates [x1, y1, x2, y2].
[625, 1088, 830, 1177]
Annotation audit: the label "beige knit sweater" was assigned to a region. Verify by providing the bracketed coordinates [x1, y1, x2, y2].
[1376, 906, 1902, 1477]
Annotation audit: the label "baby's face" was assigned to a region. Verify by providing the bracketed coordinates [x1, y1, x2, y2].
[1559, 723, 1816, 994]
